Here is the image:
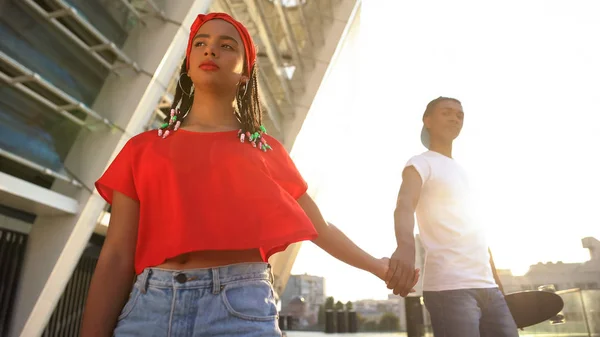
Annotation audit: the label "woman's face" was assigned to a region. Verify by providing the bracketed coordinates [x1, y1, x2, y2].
[187, 19, 246, 94]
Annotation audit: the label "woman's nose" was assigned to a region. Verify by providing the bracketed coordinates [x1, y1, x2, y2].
[204, 47, 217, 57]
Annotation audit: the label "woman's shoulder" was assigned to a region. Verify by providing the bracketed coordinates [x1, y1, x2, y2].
[261, 134, 286, 152]
[121, 129, 161, 152]
[129, 129, 157, 144]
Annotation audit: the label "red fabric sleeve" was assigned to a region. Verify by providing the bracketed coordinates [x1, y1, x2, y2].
[264, 137, 308, 199]
[95, 140, 139, 204]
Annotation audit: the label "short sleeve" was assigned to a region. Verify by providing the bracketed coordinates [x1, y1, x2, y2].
[264, 137, 308, 199]
[95, 140, 139, 204]
[404, 155, 431, 186]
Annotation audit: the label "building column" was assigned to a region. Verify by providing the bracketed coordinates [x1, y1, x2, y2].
[8, 1, 213, 336]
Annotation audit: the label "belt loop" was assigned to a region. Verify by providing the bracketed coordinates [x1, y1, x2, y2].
[212, 268, 221, 294]
[137, 269, 147, 294]
[138, 268, 152, 294]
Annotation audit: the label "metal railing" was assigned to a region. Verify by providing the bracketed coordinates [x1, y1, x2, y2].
[0, 51, 119, 131]
[21, 0, 140, 73]
[41, 251, 99, 337]
[0, 148, 82, 188]
[0, 228, 28, 337]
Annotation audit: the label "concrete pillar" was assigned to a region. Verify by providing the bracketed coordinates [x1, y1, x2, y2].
[8, 1, 213, 336]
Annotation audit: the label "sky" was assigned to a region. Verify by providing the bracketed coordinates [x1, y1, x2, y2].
[287, 0, 600, 303]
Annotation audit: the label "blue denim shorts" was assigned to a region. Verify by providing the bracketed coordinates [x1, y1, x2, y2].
[113, 262, 282, 337]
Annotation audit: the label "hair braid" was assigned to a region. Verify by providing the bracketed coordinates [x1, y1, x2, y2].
[157, 58, 193, 137]
[236, 64, 271, 151]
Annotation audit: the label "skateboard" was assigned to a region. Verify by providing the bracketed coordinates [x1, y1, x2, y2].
[504, 290, 564, 329]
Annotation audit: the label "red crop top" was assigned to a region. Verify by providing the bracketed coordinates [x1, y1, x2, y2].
[95, 129, 318, 274]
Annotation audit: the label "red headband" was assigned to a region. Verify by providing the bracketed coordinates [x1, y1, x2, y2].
[185, 13, 256, 74]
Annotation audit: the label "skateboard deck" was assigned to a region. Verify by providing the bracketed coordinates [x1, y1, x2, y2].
[504, 290, 564, 328]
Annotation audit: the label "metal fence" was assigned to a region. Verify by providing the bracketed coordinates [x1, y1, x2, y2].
[41, 249, 98, 337]
[0, 228, 28, 337]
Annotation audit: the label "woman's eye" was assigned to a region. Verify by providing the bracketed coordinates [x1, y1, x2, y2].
[222, 44, 233, 50]
[194, 41, 206, 47]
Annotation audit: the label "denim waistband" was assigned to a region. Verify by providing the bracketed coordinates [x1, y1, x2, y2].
[135, 262, 273, 294]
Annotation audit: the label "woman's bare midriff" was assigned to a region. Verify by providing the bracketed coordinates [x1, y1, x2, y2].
[155, 249, 264, 270]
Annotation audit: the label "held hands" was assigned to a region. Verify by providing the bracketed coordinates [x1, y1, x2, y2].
[384, 246, 420, 297]
[372, 257, 420, 297]
[372, 257, 391, 281]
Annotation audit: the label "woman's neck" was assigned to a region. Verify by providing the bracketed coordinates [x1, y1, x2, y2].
[183, 91, 240, 128]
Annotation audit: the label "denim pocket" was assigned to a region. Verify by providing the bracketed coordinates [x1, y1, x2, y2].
[117, 285, 141, 321]
[221, 279, 278, 321]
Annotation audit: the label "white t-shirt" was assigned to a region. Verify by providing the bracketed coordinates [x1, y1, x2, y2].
[405, 151, 497, 291]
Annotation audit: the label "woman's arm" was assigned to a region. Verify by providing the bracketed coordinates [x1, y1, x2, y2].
[296, 193, 390, 280]
[80, 192, 139, 337]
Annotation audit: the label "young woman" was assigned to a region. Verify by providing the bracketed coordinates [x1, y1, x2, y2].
[81, 12, 418, 337]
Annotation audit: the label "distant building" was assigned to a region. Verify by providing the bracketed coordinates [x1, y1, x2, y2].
[285, 296, 307, 319]
[280, 274, 326, 327]
[354, 295, 429, 332]
[354, 297, 403, 324]
[498, 237, 600, 293]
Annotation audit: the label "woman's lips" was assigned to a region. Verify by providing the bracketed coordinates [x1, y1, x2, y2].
[199, 60, 219, 71]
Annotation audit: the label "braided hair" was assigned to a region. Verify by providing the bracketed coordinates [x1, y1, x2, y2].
[158, 57, 271, 151]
